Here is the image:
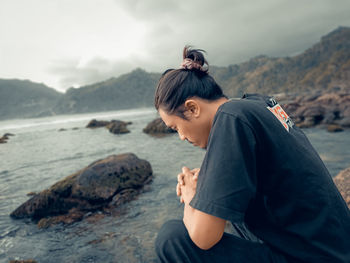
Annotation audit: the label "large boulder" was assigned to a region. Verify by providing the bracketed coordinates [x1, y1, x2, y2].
[333, 167, 350, 209]
[143, 118, 176, 136]
[10, 153, 152, 227]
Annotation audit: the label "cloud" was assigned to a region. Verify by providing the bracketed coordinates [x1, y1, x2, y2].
[117, 0, 350, 66]
[48, 54, 160, 91]
[4, 0, 349, 91]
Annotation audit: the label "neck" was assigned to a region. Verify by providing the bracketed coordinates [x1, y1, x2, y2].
[207, 97, 228, 126]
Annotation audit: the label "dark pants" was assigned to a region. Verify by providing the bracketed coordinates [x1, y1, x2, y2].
[155, 220, 289, 263]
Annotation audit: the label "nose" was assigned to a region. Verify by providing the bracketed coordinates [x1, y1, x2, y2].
[178, 132, 186, 141]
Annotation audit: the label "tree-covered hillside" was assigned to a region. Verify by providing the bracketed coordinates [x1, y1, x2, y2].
[53, 68, 160, 114]
[0, 79, 62, 120]
[210, 26, 350, 97]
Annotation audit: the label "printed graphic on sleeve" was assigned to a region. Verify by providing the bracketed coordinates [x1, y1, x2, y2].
[267, 99, 294, 132]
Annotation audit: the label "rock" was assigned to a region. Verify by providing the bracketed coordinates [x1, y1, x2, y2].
[0, 136, 8, 144]
[87, 232, 116, 245]
[9, 260, 37, 263]
[86, 119, 111, 128]
[143, 118, 176, 136]
[86, 119, 131, 134]
[283, 91, 350, 129]
[333, 167, 350, 209]
[107, 120, 130, 134]
[58, 128, 67, 132]
[37, 208, 85, 228]
[26, 192, 37, 196]
[10, 153, 153, 227]
[339, 117, 350, 127]
[295, 116, 317, 128]
[0, 133, 13, 143]
[327, 124, 344, 132]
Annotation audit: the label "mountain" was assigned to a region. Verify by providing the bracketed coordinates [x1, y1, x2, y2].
[210, 26, 350, 97]
[0, 79, 63, 120]
[53, 68, 160, 114]
[1, 27, 349, 120]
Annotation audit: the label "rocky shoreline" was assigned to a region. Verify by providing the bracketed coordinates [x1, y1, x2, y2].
[279, 91, 350, 131]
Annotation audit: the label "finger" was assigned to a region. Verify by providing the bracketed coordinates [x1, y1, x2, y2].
[176, 183, 181, 196]
[182, 166, 191, 175]
[177, 173, 184, 185]
[193, 174, 198, 181]
[191, 168, 200, 174]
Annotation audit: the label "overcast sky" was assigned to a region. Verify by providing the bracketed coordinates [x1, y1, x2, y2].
[1, 0, 350, 92]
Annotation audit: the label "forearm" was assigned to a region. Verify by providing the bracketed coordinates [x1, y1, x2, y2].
[183, 203, 225, 250]
[179, 166, 226, 250]
[183, 202, 195, 236]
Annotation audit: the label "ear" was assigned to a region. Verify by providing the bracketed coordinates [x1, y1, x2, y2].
[184, 99, 200, 118]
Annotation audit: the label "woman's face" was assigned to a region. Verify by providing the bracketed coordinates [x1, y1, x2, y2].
[159, 107, 211, 149]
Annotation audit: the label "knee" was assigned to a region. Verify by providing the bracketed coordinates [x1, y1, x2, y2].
[155, 219, 188, 255]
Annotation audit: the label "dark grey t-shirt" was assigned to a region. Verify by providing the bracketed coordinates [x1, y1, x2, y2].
[190, 94, 350, 263]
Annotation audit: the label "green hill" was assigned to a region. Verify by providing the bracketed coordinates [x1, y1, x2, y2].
[54, 68, 160, 114]
[210, 26, 350, 97]
[0, 79, 62, 120]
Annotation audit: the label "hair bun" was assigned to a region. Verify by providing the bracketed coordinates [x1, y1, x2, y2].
[181, 46, 209, 73]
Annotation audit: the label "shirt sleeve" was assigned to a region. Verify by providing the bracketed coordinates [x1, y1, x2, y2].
[190, 111, 257, 223]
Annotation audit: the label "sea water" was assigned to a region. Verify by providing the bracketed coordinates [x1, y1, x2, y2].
[0, 108, 349, 263]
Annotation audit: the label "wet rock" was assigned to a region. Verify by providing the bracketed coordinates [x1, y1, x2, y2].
[86, 119, 131, 134]
[37, 208, 85, 228]
[9, 260, 37, 263]
[327, 124, 344, 132]
[143, 118, 176, 136]
[107, 120, 130, 134]
[86, 119, 111, 128]
[10, 153, 153, 227]
[87, 232, 116, 245]
[333, 167, 350, 208]
[0, 133, 14, 144]
[58, 128, 67, 132]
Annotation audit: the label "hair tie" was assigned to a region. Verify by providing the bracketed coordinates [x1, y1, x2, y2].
[180, 58, 207, 72]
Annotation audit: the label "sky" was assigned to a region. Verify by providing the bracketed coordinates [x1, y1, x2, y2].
[1, 0, 350, 92]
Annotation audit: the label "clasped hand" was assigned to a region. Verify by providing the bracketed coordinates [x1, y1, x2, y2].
[177, 167, 200, 204]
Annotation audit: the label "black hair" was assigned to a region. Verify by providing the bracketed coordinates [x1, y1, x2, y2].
[154, 46, 227, 118]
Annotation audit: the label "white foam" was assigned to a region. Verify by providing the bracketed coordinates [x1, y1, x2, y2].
[0, 108, 156, 132]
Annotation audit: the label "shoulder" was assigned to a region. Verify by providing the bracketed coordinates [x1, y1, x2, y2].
[214, 97, 267, 128]
[219, 97, 267, 116]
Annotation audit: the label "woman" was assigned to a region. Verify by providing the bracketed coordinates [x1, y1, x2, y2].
[154, 46, 350, 263]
